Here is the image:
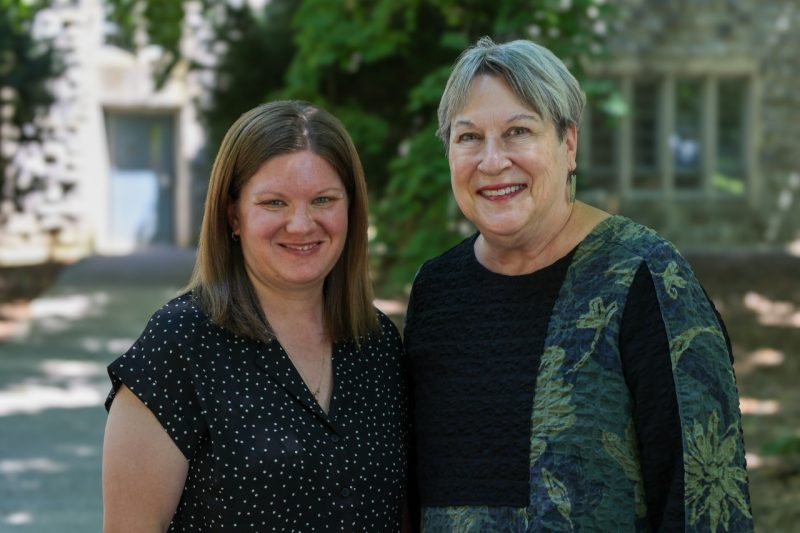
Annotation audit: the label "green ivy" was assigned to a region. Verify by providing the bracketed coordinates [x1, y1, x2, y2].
[0, 0, 61, 217]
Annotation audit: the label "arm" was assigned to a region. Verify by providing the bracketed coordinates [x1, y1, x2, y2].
[620, 264, 684, 531]
[102, 385, 189, 533]
[622, 261, 752, 532]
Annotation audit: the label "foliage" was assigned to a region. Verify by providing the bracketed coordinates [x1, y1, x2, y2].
[0, 0, 61, 219]
[199, 0, 299, 153]
[106, 0, 615, 293]
[104, 0, 185, 86]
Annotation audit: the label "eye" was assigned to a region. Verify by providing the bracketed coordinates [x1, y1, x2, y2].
[262, 199, 286, 207]
[312, 196, 332, 205]
[456, 132, 481, 143]
[506, 126, 530, 137]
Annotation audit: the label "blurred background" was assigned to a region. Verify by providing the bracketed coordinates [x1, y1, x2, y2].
[0, 0, 798, 531]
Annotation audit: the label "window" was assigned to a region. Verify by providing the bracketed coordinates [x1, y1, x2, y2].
[716, 78, 747, 195]
[632, 79, 660, 189]
[673, 78, 703, 190]
[581, 71, 755, 200]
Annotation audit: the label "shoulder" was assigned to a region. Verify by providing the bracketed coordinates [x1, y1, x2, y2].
[137, 292, 211, 345]
[595, 216, 679, 263]
[577, 216, 690, 278]
[375, 308, 403, 345]
[348, 308, 404, 363]
[589, 217, 710, 308]
[413, 234, 476, 284]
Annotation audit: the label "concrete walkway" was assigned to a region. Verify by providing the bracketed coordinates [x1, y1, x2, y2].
[0, 247, 196, 532]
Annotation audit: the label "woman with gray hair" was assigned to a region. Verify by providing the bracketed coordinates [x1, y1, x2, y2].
[404, 37, 753, 531]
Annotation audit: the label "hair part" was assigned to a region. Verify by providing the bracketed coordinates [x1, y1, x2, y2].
[185, 100, 378, 344]
[437, 36, 586, 153]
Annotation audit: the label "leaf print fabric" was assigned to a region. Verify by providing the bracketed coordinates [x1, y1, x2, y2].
[602, 422, 647, 518]
[570, 297, 618, 373]
[685, 411, 752, 531]
[655, 261, 688, 299]
[542, 468, 575, 529]
[669, 326, 726, 368]
[529, 347, 576, 465]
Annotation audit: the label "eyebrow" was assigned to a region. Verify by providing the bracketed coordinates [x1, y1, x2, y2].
[453, 113, 541, 128]
[252, 186, 346, 197]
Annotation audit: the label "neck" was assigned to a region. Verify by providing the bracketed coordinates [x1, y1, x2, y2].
[254, 283, 327, 340]
[475, 202, 606, 276]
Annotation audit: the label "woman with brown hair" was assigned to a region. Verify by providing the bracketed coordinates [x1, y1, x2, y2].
[102, 101, 410, 531]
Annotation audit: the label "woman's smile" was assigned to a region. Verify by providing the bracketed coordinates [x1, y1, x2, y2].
[477, 183, 527, 200]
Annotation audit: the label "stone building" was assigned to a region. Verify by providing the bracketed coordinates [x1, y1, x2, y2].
[0, 0, 206, 265]
[580, 0, 800, 250]
[1, 0, 798, 266]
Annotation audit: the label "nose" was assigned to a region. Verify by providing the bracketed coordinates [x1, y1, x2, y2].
[477, 138, 511, 176]
[286, 205, 315, 234]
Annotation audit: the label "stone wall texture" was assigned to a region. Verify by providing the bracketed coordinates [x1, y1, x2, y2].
[604, 0, 800, 247]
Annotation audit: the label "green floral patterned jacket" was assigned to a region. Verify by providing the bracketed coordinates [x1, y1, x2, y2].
[422, 216, 753, 532]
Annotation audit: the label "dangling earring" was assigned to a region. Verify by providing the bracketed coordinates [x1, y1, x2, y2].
[231, 231, 239, 242]
[567, 173, 577, 203]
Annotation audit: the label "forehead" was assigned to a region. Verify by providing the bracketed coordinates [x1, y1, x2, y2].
[246, 150, 344, 191]
[455, 74, 540, 121]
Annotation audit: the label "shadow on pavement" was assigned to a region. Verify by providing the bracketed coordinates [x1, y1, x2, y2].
[0, 246, 196, 532]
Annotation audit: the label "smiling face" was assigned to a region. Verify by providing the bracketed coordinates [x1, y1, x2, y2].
[448, 74, 577, 248]
[228, 150, 348, 299]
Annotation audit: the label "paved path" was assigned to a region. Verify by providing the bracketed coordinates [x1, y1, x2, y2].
[0, 247, 196, 532]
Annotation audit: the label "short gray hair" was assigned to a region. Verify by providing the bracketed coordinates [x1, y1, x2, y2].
[437, 36, 586, 151]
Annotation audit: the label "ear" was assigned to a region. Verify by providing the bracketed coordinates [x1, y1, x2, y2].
[564, 125, 578, 170]
[227, 200, 240, 235]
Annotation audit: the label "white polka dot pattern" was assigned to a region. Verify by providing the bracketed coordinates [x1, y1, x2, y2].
[105, 293, 410, 532]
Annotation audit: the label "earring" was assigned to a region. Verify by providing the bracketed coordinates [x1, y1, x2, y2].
[567, 173, 577, 203]
[231, 231, 239, 242]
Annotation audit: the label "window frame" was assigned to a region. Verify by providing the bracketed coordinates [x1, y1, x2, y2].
[580, 58, 761, 207]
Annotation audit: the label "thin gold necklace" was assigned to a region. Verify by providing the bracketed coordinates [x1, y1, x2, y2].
[310, 351, 327, 401]
[292, 348, 327, 401]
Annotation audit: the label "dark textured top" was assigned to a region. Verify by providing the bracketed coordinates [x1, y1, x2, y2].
[406, 239, 574, 507]
[405, 216, 752, 532]
[105, 293, 409, 532]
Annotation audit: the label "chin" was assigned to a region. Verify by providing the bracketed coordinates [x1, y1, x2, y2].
[478, 219, 527, 237]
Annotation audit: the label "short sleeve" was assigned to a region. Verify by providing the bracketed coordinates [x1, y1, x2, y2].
[105, 297, 207, 459]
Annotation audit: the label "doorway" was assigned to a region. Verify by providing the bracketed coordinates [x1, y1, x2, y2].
[104, 111, 176, 249]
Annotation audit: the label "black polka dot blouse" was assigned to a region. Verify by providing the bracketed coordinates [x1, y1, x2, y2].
[105, 293, 410, 532]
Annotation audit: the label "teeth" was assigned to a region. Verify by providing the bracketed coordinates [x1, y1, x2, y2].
[286, 243, 316, 251]
[482, 185, 524, 197]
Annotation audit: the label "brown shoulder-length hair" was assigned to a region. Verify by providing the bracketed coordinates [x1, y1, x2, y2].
[185, 100, 379, 343]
